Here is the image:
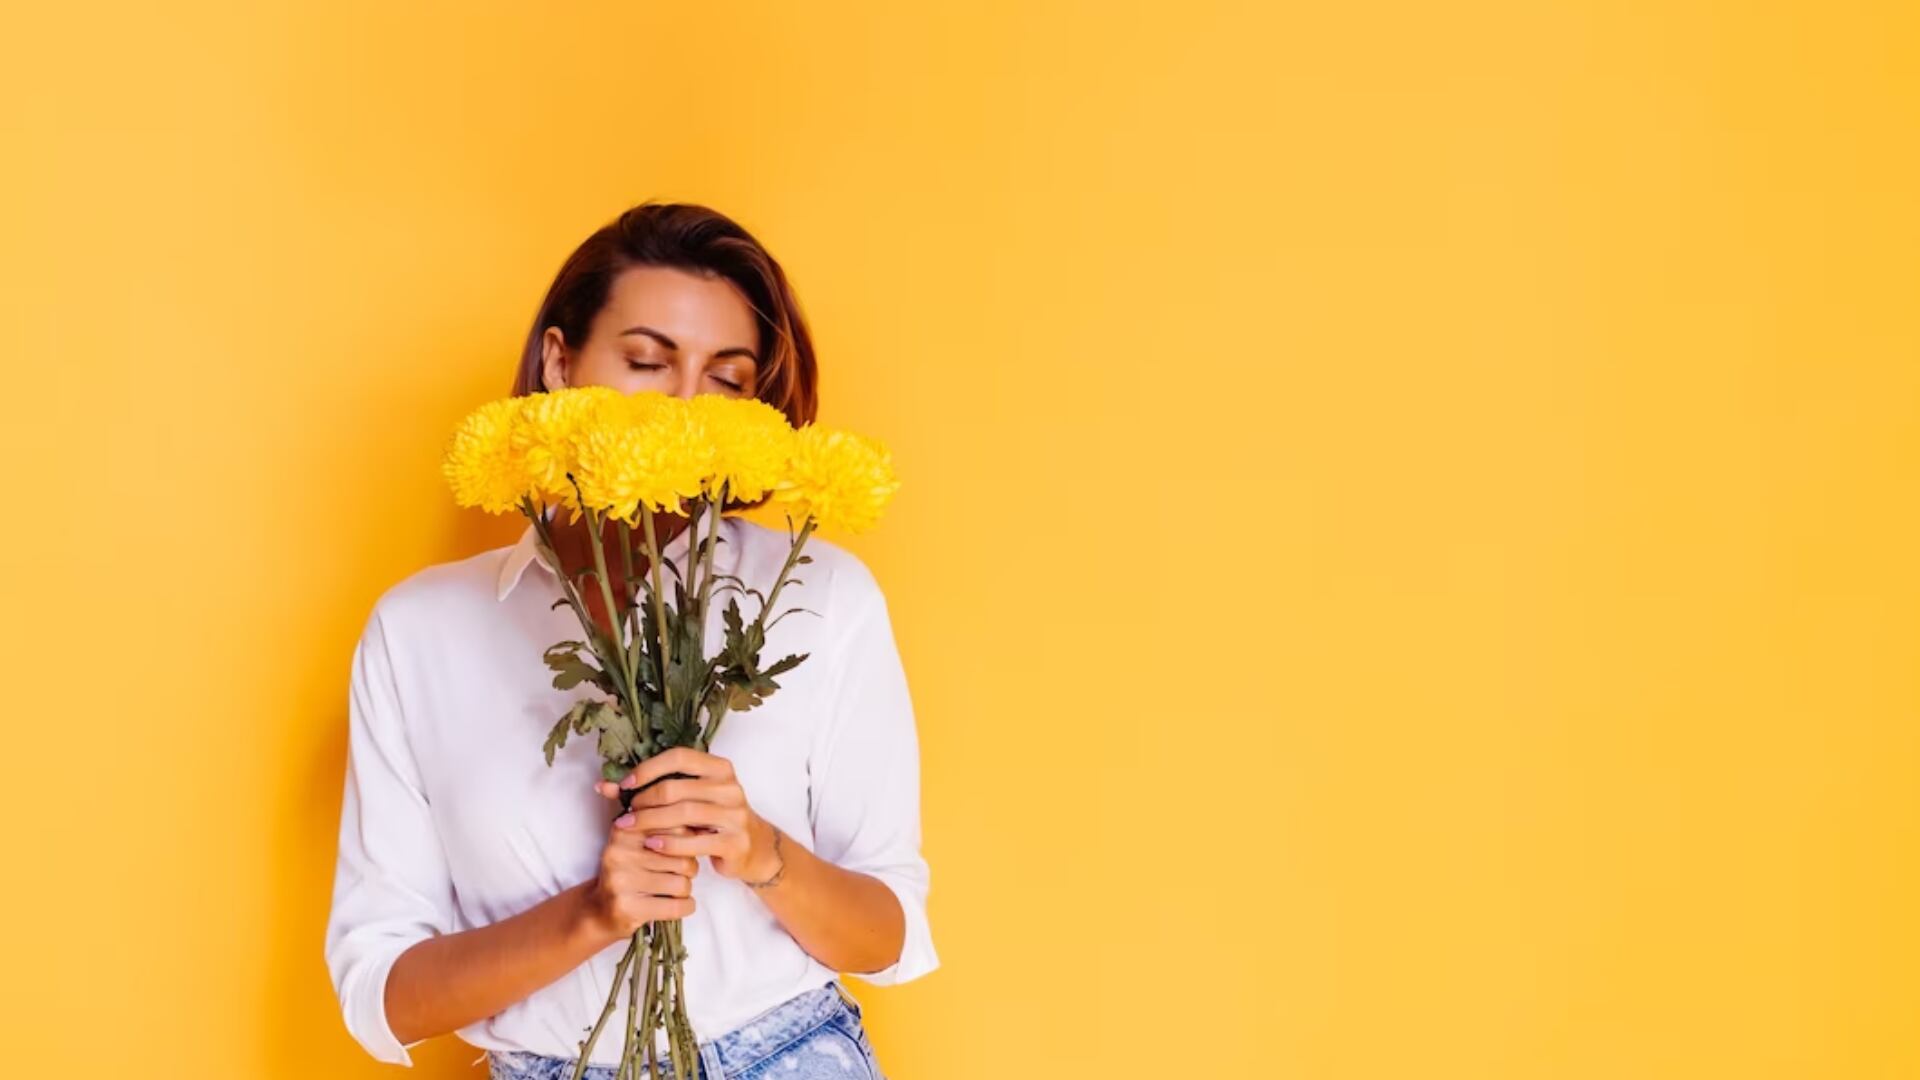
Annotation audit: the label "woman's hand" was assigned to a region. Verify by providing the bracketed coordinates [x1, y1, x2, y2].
[582, 792, 700, 940]
[595, 747, 782, 886]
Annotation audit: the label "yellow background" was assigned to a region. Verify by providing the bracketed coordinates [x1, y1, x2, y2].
[2, 2, 1915, 1077]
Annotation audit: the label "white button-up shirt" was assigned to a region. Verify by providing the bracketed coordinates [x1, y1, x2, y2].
[323, 508, 939, 1067]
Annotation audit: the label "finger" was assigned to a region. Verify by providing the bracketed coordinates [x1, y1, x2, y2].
[625, 869, 694, 898]
[640, 849, 700, 877]
[606, 833, 702, 870]
[623, 801, 733, 834]
[620, 747, 735, 791]
[612, 809, 695, 832]
[641, 830, 734, 857]
[610, 814, 702, 857]
[626, 777, 741, 810]
[595, 773, 722, 801]
[594, 776, 667, 801]
[649, 896, 698, 921]
[615, 892, 697, 925]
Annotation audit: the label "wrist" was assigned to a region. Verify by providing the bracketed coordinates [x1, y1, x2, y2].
[741, 817, 788, 888]
[567, 879, 621, 950]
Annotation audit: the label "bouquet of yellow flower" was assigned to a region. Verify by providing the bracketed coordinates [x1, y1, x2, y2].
[441, 386, 899, 1080]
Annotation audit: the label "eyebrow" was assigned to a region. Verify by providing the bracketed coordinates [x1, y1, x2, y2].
[619, 325, 759, 362]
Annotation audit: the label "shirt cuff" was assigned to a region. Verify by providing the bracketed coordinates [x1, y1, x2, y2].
[843, 869, 941, 986]
[341, 939, 429, 1066]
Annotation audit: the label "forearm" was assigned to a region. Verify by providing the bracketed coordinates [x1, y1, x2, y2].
[747, 822, 905, 976]
[385, 879, 622, 1047]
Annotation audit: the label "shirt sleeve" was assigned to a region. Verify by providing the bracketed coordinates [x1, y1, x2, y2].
[323, 602, 461, 1066]
[805, 552, 941, 986]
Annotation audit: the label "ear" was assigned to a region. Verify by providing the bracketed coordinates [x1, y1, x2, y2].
[540, 327, 571, 390]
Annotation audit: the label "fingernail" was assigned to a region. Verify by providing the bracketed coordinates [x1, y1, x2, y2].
[644, 836, 664, 850]
[615, 813, 634, 827]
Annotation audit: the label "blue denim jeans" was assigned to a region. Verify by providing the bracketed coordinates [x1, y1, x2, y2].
[486, 981, 884, 1080]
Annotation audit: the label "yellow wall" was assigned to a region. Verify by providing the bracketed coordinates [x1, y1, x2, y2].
[2, 2, 1915, 1076]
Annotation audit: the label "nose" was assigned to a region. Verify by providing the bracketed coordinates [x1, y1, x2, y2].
[673, 367, 702, 400]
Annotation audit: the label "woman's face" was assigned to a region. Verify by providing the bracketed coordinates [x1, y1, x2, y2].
[541, 264, 761, 399]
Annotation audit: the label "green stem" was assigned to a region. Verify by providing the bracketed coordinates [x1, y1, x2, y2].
[665, 920, 698, 1080]
[758, 516, 816, 630]
[569, 935, 636, 1080]
[525, 497, 614, 670]
[571, 494, 654, 759]
[695, 485, 725, 634]
[682, 497, 704, 622]
[585, 507, 627, 675]
[644, 924, 666, 1080]
[618, 516, 636, 591]
[624, 924, 647, 1080]
[697, 699, 730, 753]
[640, 505, 674, 713]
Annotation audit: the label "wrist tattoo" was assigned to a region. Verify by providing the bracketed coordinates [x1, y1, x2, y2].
[744, 826, 787, 890]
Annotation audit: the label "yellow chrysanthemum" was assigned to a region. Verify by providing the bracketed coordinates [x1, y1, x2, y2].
[769, 424, 901, 533]
[512, 386, 624, 516]
[442, 397, 531, 514]
[570, 391, 715, 523]
[688, 394, 796, 504]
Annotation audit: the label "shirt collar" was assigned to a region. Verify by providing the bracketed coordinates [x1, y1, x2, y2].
[495, 505, 719, 602]
[495, 519, 549, 602]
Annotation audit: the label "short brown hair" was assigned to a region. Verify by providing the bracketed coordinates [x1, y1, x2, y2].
[511, 202, 820, 432]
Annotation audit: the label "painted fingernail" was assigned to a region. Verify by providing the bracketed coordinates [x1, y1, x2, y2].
[615, 813, 634, 827]
[644, 836, 664, 850]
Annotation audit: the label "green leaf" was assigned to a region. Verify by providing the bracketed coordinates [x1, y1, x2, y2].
[544, 645, 607, 693]
[766, 606, 821, 632]
[625, 633, 659, 692]
[561, 698, 637, 768]
[725, 680, 767, 712]
[666, 654, 706, 719]
[722, 597, 745, 643]
[542, 700, 593, 765]
[764, 652, 808, 678]
[658, 704, 696, 748]
[595, 718, 638, 765]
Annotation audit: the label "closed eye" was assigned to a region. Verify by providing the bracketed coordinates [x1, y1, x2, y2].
[628, 359, 744, 392]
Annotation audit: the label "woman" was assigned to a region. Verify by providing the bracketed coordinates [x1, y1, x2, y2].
[323, 202, 939, 1079]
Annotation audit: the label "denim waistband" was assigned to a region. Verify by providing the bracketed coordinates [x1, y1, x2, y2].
[707, 981, 855, 1074]
[489, 980, 860, 1080]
